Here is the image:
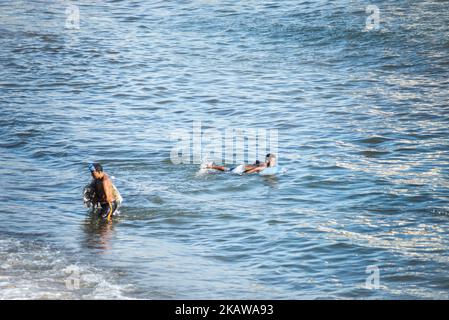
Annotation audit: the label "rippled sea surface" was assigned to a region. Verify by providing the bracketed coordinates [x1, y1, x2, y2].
[1, 0, 449, 299]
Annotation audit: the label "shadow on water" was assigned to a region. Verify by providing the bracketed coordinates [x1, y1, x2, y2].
[261, 175, 280, 189]
[82, 210, 115, 252]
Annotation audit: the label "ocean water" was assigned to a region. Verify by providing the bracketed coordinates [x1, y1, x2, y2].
[1, 0, 449, 299]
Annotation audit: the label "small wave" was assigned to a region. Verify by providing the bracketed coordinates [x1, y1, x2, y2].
[0, 237, 135, 300]
[0, 139, 26, 149]
[359, 150, 390, 158]
[355, 136, 392, 145]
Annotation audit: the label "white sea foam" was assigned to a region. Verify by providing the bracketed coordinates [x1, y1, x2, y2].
[0, 238, 135, 300]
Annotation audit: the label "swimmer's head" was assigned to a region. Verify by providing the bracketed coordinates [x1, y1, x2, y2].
[89, 162, 103, 179]
[265, 153, 277, 167]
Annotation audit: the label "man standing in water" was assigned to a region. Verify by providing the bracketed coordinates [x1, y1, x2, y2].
[88, 163, 119, 221]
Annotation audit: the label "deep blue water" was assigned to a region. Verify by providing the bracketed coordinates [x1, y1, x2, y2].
[1, 0, 449, 299]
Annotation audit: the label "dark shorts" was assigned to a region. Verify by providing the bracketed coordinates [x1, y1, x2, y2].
[99, 201, 118, 219]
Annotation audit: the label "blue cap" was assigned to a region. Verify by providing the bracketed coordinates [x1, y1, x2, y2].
[88, 163, 96, 173]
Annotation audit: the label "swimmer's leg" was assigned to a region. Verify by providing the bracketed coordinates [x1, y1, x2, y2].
[210, 165, 227, 171]
[208, 165, 228, 172]
[99, 201, 117, 220]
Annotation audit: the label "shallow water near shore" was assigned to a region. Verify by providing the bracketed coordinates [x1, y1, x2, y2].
[1, 0, 449, 299]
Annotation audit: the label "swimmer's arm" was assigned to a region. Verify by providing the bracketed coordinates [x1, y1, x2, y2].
[103, 177, 114, 203]
[243, 165, 256, 173]
[244, 166, 265, 174]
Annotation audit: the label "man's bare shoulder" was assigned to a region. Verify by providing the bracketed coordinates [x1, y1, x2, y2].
[102, 174, 112, 183]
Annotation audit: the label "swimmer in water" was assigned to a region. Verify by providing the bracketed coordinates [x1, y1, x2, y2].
[205, 153, 276, 174]
[87, 163, 120, 221]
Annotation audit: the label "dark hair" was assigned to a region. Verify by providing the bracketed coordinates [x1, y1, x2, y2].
[93, 163, 103, 172]
[255, 160, 261, 165]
